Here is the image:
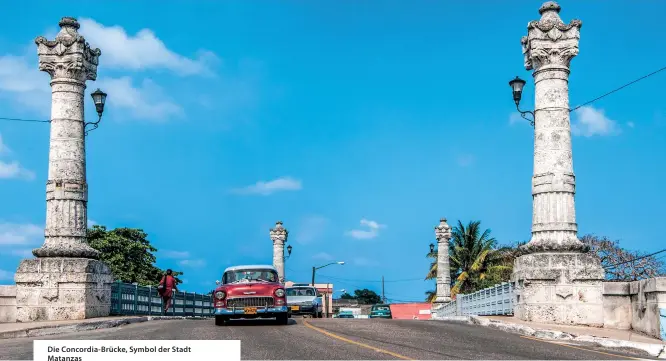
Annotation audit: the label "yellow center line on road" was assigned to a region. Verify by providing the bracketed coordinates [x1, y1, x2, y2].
[519, 335, 646, 360]
[302, 320, 414, 360]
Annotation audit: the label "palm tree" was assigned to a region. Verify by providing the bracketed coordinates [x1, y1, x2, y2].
[425, 220, 515, 301]
[425, 290, 436, 303]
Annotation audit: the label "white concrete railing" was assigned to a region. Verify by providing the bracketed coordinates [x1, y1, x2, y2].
[435, 282, 514, 317]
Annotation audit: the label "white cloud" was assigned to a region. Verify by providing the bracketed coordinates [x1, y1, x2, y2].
[626, 121, 635, 128]
[231, 176, 302, 196]
[179, 259, 206, 268]
[0, 54, 50, 114]
[571, 106, 620, 137]
[0, 270, 14, 282]
[79, 18, 218, 76]
[161, 250, 190, 259]
[87, 219, 97, 227]
[345, 219, 385, 240]
[456, 154, 475, 168]
[0, 160, 35, 180]
[312, 252, 334, 261]
[353, 257, 378, 267]
[95, 77, 183, 121]
[0, 223, 43, 245]
[294, 216, 329, 244]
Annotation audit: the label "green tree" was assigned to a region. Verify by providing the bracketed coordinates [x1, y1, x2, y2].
[339, 289, 382, 304]
[339, 292, 355, 299]
[424, 220, 512, 301]
[86, 225, 183, 286]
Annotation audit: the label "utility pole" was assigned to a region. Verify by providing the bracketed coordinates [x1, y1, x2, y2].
[382, 276, 386, 303]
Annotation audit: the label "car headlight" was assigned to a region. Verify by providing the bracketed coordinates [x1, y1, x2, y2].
[275, 288, 285, 297]
[215, 291, 226, 300]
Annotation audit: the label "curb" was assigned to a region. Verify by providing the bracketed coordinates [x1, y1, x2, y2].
[0, 316, 210, 340]
[433, 315, 666, 359]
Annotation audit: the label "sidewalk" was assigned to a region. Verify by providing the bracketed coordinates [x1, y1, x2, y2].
[0, 315, 207, 339]
[483, 315, 665, 345]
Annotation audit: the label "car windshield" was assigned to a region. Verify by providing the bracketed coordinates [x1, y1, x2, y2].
[223, 269, 278, 284]
[286, 287, 316, 296]
[372, 305, 390, 311]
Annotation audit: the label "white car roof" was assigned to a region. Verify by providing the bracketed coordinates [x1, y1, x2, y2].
[223, 265, 277, 273]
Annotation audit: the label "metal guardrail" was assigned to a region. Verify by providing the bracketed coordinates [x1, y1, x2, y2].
[436, 282, 514, 317]
[110, 281, 214, 317]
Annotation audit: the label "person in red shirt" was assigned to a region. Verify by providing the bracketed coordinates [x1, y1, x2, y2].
[158, 269, 178, 315]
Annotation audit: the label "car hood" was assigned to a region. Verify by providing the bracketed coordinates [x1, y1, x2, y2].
[219, 282, 279, 297]
[286, 295, 318, 304]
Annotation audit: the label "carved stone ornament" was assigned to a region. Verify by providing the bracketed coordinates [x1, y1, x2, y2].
[434, 218, 452, 243]
[35, 17, 101, 82]
[522, 1, 582, 71]
[269, 221, 288, 244]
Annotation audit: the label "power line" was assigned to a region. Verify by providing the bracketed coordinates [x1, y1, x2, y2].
[0, 117, 50, 123]
[318, 274, 424, 283]
[570, 65, 666, 112]
[603, 248, 666, 270]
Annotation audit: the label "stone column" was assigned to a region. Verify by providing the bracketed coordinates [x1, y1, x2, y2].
[269, 221, 288, 283]
[433, 218, 452, 307]
[13, 17, 113, 322]
[511, 2, 604, 326]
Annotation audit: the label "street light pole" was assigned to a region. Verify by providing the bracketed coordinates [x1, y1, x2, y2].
[311, 261, 345, 286]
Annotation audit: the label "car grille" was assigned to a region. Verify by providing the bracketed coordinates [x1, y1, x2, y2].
[227, 297, 274, 308]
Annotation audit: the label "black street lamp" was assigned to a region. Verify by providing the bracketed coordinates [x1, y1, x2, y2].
[85, 88, 107, 135]
[429, 243, 435, 253]
[508, 76, 535, 126]
[286, 244, 293, 259]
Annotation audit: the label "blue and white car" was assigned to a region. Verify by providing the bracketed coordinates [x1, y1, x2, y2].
[286, 284, 323, 318]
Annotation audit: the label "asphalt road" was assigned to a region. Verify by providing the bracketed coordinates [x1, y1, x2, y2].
[0, 318, 655, 360]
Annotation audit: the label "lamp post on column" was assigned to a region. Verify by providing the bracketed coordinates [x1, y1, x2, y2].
[432, 218, 452, 307]
[269, 221, 289, 283]
[85, 88, 107, 135]
[508, 1, 604, 326]
[14, 16, 114, 322]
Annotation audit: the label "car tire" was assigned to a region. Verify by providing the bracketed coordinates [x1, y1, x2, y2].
[317, 311, 323, 318]
[215, 316, 227, 326]
[277, 314, 289, 325]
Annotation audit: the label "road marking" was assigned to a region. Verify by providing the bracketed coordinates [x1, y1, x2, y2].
[302, 320, 413, 360]
[519, 335, 645, 360]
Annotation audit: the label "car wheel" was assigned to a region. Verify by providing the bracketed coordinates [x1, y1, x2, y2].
[317, 311, 323, 318]
[277, 314, 289, 325]
[215, 316, 227, 326]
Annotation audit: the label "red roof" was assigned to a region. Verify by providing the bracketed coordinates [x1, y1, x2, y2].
[389, 303, 432, 320]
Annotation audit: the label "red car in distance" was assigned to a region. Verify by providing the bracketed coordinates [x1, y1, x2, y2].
[213, 265, 289, 326]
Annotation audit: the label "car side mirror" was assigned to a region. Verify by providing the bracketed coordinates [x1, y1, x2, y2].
[215, 280, 221, 285]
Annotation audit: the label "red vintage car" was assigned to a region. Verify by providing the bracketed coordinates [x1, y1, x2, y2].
[213, 265, 289, 326]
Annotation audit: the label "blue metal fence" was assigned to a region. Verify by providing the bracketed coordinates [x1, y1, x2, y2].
[435, 282, 514, 317]
[110, 281, 214, 317]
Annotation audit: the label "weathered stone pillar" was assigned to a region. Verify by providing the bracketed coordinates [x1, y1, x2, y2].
[433, 218, 452, 307]
[269, 221, 288, 283]
[511, 2, 604, 326]
[13, 17, 113, 322]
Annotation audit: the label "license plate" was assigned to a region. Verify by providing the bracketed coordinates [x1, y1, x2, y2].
[291, 306, 300, 311]
[244, 307, 257, 314]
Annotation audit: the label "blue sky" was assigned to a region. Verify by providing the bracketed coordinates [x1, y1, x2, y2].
[1, 1, 664, 302]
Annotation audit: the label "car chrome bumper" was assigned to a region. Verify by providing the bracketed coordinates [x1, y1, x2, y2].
[287, 305, 316, 313]
[215, 305, 288, 316]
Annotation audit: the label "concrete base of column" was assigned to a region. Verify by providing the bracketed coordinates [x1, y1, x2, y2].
[511, 252, 604, 327]
[14, 258, 113, 322]
[433, 296, 452, 305]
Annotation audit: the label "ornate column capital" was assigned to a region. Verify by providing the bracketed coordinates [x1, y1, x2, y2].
[269, 221, 288, 245]
[35, 17, 101, 83]
[434, 218, 452, 244]
[522, 2, 582, 73]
